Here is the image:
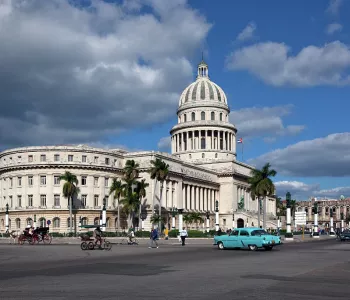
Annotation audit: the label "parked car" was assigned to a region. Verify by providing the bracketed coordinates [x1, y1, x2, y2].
[339, 230, 350, 242]
[213, 227, 282, 251]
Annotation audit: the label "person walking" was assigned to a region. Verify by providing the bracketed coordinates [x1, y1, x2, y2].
[180, 227, 188, 246]
[149, 227, 159, 248]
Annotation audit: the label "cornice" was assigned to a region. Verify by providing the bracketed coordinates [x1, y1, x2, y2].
[177, 101, 230, 114]
[170, 121, 236, 133]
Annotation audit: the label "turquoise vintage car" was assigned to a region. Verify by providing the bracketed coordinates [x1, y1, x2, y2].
[213, 227, 282, 251]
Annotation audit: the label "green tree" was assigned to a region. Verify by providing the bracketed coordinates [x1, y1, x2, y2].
[248, 163, 277, 229]
[59, 171, 78, 234]
[120, 190, 140, 228]
[183, 214, 193, 229]
[124, 159, 140, 180]
[135, 179, 149, 230]
[109, 178, 125, 231]
[150, 213, 165, 227]
[188, 212, 203, 229]
[149, 158, 169, 230]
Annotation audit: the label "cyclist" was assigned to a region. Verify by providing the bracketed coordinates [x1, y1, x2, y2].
[128, 227, 135, 244]
[93, 226, 102, 248]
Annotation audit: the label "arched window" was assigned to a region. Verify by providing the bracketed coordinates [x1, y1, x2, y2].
[26, 218, 33, 226]
[94, 217, 100, 225]
[191, 112, 195, 121]
[67, 217, 74, 228]
[53, 217, 60, 228]
[15, 218, 21, 229]
[39, 217, 46, 228]
[184, 114, 187, 122]
[201, 111, 205, 120]
[211, 112, 215, 120]
[81, 217, 88, 225]
[219, 113, 223, 121]
[106, 217, 111, 228]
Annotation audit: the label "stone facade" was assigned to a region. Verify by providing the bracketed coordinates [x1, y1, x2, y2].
[0, 61, 278, 233]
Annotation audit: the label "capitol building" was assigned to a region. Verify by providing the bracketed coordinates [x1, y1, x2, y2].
[0, 60, 277, 233]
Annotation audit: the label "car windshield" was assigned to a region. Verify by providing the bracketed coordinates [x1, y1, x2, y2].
[251, 230, 269, 236]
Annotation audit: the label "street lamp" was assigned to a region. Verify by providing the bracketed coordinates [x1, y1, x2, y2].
[330, 208, 335, 236]
[169, 207, 178, 230]
[312, 200, 319, 238]
[285, 192, 293, 240]
[232, 213, 235, 230]
[5, 204, 9, 233]
[101, 197, 107, 232]
[33, 214, 37, 228]
[206, 211, 211, 232]
[215, 200, 219, 232]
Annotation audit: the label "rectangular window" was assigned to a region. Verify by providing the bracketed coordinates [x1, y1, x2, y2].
[40, 154, 46, 162]
[68, 155, 73, 162]
[28, 155, 33, 162]
[28, 195, 33, 207]
[9, 196, 13, 208]
[18, 177, 22, 187]
[104, 177, 109, 187]
[17, 195, 22, 207]
[40, 195, 46, 207]
[82, 155, 87, 163]
[54, 154, 60, 161]
[94, 195, 99, 207]
[40, 175, 46, 185]
[105, 157, 110, 165]
[94, 177, 98, 186]
[201, 138, 206, 149]
[9, 177, 13, 188]
[54, 194, 60, 207]
[81, 195, 87, 207]
[94, 156, 98, 163]
[81, 176, 87, 186]
[28, 176, 33, 186]
[54, 176, 60, 185]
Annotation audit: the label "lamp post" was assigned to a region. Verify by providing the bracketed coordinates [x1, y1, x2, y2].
[102, 197, 107, 232]
[232, 213, 235, 230]
[140, 211, 147, 231]
[329, 209, 335, 236]
[206, 211, 211, 232]
[170, 207, 178, 230]
[215, 200, 219, 232]
[277, 217, 281, 235]
[33, 214, 37, 228]
[178, 209, 184, 231]
[5, 204, 9, 233]
[341, 212, 344, 233]
[312, 200, 319, 238]
[285, 192, 293, 240]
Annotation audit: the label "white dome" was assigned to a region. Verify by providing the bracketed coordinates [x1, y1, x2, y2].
[178, 61, 228, 107]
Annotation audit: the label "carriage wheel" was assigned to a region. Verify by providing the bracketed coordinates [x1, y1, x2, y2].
[43, 234, 52, 245]
[104, 241, 112, 251]
[80, 242, 88, 250]
[88, 242, 95, 250]
[18, 235, 25, 245]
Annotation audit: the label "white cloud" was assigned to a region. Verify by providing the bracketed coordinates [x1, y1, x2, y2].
[157, 136, 171, 151]
[275, 180, 350, 200]
[236, 22, 256, 42]
[0, 0, 211, 149]
[326, 23, 343, 35]
[326, 0, 343, 15]
[229, 105, 305, 140]
[249, 132, 350, 177]
[226, 41, 350, 86]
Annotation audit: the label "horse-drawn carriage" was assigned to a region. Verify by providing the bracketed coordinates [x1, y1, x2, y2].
[18, 227, 52, 245]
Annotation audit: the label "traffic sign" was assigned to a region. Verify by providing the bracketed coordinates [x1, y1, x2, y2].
[47, 220, 51, 225]
[294, 212, 307, 225]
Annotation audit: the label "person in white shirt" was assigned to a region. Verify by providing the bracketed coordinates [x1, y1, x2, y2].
[179, 227, 188, 246]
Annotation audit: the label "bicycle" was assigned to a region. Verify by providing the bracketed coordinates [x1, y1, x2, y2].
[120, 237, 138, 245]
[80, 237, 112, 251]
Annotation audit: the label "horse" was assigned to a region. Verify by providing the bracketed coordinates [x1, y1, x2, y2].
[8, 230, 20, 244]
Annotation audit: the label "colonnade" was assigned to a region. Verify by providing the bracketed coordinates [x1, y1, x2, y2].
[182, 184, 217, 211]
[171, 130, 235, 153]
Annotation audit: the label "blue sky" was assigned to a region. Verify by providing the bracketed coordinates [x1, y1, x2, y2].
[0, 0, 349, 200]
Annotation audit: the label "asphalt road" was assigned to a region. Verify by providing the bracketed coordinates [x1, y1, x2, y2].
[0, 239, 349, 299]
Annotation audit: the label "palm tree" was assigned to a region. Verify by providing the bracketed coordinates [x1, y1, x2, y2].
[183, 214, 192, 229]
[149, 158, 169, 230]
[60, 171, 78, 234]
[248, 163, 277, 229]
[135, 179, 149, 230]
[109, 178, 125, 231]
[124, 160, 140, 180]
[276, 197, 286, 217]
[150, 213, 165, 226]
[120, 190, 140, 228]
[188, 212, 203, 229]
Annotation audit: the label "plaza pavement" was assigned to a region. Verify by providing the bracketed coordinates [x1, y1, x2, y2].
[0, 237, 349, 299]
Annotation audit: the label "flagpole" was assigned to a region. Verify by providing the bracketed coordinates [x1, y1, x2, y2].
[242, 142, 244, 162]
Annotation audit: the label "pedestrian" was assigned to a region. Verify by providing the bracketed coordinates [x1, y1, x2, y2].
[149, 227, 159, 249]
[164, 228, 169, 240]
[180, 227, 188, 246]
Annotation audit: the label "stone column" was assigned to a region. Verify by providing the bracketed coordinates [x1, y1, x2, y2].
[196, 186, 200, 210]
[176, 134, 179, 152]
[169, 181, 173, 208]
[223, 131, 226, 150]
[191, 185, 195, 210]
[186, 185, 191, 210]
[205, 130, 208, 150]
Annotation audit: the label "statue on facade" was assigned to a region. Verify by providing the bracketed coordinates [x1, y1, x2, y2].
[238, 195, 244, 210]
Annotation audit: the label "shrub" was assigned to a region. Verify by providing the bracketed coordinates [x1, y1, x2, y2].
[135, 231, 151, 238]
[168, 230, 179, 237]
[285, 232, 294, 238]
[50, 232, 64, 237]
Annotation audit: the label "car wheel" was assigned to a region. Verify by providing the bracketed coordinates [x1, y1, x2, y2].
[249, 245, 258, 251]
[217, 242, 225, 250]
